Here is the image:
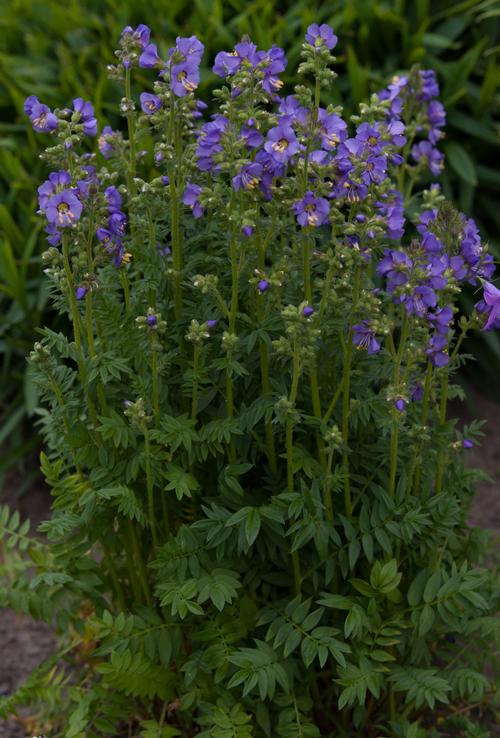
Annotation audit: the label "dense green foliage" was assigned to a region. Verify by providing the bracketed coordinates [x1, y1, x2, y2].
[0, 20, 499, 737]
[1, 0, 499, 480]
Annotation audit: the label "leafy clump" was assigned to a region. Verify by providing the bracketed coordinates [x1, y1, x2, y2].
[2, 20, 499, 738]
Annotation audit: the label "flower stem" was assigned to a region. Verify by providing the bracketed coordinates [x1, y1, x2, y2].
[62, 235, 98, 426]
[389, 313, 409, 497]
[144, 428, 159, 549]
[126, 517, 152, 606]
[151, 339, 160, 425]
[435, 373, 449, 494]
[286, 338, 302, 595]
[48, 371, 82, 476]
[125, 67, 136, 197]
[257, 237, 277, 473]
[191, 344, 200, 421]
[102, 541, 126, 610]
[226, 223, 239, 430]
[341, 267, 361, 516]
[412, 362, 433, 496]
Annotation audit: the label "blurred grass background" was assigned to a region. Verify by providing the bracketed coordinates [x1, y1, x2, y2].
[0, 0, 499, 486]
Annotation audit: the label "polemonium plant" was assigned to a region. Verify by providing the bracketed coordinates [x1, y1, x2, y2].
[1, 23, 499, 738]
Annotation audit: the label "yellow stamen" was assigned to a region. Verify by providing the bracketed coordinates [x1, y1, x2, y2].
[273, 138, 289, 153]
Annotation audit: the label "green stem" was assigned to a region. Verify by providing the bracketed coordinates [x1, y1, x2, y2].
[435, 373, 449, 494]
[302, 234, 326, 472]
[125, 67, 136, 197]
[126, 518, 152, 606]
[341, 267, 362, 516]
[48, 372, 82, 476]
[389, 314, 409, 497]
[102, 542, 126, 610]
[122, 520, 143, 603]
[412, 362, 433, 496]
[121, 270, 131, 315]
[286, 339, 302, 595]
[323, 382, 343, 425]
[323, 448, 334, 523]
[191, 344, 200, 421]
[62, 236, 98, 426]
[144, 429, 159, 549]
[151, 340, 160, 425]
[257, 239, 277, 474]
[226, 223, 239, 429]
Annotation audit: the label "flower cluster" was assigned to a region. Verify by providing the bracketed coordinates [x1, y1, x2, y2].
[96, 186, 128, 265]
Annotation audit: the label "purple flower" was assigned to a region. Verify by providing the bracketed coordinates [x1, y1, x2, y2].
[37, 171, 72, 212]
[353, 321, 381, 354]
[140, 92, 162, 115]
[105, 186, 122, 213]
[98, 126, 117, 158]
[278, 96, 308, 127]
[242, 226, 254, 237]
[76, 165, 98, 200]
[121, 24, 151, 48]
[318, 110, 347, 151]
[73, 98, 97, 136]
[427, 101, 446, 144]
[478, 280, 500, 331]
[303, 306, 315, 317]
[386, 119, 406, 147]
[206, 319, 218, 329]
[146, 315, 158, 326]
[394, 399, 406, 412]
[213, 39, 258, 77]
[354, 122, 383, 153]
[404, 285, 437, 317]
[257, 279, 270, 293]
[240, 123, 264, 150]
[361, 154, 387, 185]
[182, 182, 204, 218]
[24, 96, 58, 133]
[411, 383, 424, 402]
[213, 51, 243, 78]
[305, 23, 338, 50]
[293, 191, 330, 228]
[419, 70, 440, 101]
[196, 115, 229, 172]
[377, 190, 405, 240]
[232, 162, 263, 191]
[425, 333, 449, 367]
[411, 141, 444, 176]
[139, 43, 163, 69]
[76, 286, 87, 300]
[258, 45, 287, 94]
[377, 249, 412, 291]
[429, 306, 453, 333]
[45, 224, 61, 246]
[463, 439, 474, 449]
[46, 190, 83, 228]
[108, 211, 127, 237]
[175, 35, 204, 62]
[264, 120, 301, 164]
[171, 59, 200, 96]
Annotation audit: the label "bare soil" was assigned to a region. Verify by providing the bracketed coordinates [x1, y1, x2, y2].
[0, 393, 499, 737]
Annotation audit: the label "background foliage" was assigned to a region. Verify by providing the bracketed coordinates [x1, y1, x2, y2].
[0, 0, 499, 482]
